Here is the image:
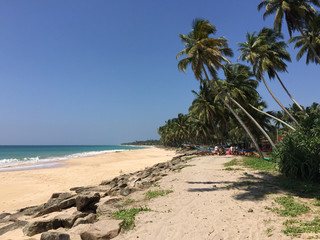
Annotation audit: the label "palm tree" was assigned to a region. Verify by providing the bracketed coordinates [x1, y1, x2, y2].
[219, 63, 276, 148]
[238, 28, 302, 124]
[189, 82, 228, 144]
[258, 0, 320, 64]
[177, 19, 265, 159]
[289, 13, 320, 65]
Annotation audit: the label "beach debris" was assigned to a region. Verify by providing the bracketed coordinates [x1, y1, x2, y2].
[40, 231, 70, 240]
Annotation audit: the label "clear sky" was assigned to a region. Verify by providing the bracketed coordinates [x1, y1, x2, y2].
[0, 0, 319, 145]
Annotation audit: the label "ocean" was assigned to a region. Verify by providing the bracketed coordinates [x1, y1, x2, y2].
[0, 145, 145, 170]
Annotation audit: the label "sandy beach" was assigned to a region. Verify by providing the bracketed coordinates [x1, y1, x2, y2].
[2, 153, 319, 239]
[0, 147, 177, 213]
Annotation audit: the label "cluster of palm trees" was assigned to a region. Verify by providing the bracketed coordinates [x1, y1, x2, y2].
[158, 1, 320, 160]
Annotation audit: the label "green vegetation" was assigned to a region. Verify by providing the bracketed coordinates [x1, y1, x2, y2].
[157, 0, 320, 183]
[266, 195, 310, 217]
[283, 218, 320, 237]
[273, 113, 320, 181]
[123, 199, 135, 206]
[242, 157, 277, 172]
[224, 167, 243, 171]
[112, 207, 151, 230]
[224, 158, 239, 167]
[185, 157, 195, 161]
[121, 140, 161, 146]
[145, 190, 173, 200]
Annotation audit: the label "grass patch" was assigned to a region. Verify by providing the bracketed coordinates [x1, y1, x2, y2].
[266, 227, 273, 237]
[146, 189, 173, 199]
[224, 158, 239, 167]
[283, 217, 320, 237]
[123, 199, 135, 205]
[242, 157, 277, 172]
[112, 207, 151, 230]
[224, 167, 243, 171]
[266, 195, 310, 217]
[185, 157, 195, 161]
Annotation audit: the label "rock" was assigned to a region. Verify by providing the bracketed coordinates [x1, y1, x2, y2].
[0, 213, 10, 220]
[120, 188, 131, 197]
[23, 218, 62, 236]
[34, 205, 61, 218]
[59, 197, 77, 209]
[248, 208, 253, 213]
[128, 177, 141, 188]
[76, 193, 100, 212]
[23, 211, 88, 236]
[96, 197, 122, 216]
[40, 232, 70, 240]
[35, 193, 76, 217]
[0, 220, 28, 236]
[80, 218, 121, 240]
[73, 213, 96, 227]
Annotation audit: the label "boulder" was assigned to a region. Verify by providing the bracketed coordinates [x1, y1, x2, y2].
[76, 193, 100, 212]
[80, 218, 121, 240]
[23, 218, 61, 236]
[34, 193, 76, 217]
[40, 231, 70, 240]
[23, 211, 88, 236]
[73, 213, 96, 227]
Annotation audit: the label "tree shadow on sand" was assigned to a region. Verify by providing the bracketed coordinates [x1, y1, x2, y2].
[187, 171, 320, 201]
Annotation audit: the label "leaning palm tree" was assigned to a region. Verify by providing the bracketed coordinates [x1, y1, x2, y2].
[177, 19, 265, 159]
[258, 0, 320, 64]
[289, 13, 320, 65]
[238, 28, 302, 125]
[218, 63, 276, 148]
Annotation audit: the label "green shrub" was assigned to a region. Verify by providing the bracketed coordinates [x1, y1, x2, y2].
[272, 113, 320, 181]
[112, 207, 151, 230]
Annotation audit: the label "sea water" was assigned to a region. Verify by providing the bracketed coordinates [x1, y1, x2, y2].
[0, 145, 145, 169]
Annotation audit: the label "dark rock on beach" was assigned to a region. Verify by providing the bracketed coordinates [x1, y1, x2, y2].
[40, 231, 70, 240]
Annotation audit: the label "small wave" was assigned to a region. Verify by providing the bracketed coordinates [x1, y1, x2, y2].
[0, 149, 127, 168]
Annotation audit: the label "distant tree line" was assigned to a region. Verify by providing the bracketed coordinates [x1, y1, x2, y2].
[121, 140, 162, 146]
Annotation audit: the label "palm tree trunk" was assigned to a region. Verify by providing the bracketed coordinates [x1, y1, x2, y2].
[273, 71, 306, 113]
[248, 104, 296, 130]
[201, 65, 264, 160]
[210, 73, 276, 149]
[259, 70, 300, 126]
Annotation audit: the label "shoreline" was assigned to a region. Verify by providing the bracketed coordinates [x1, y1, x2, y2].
[0, 147, 177, 213]
[0, 145, 148, 169]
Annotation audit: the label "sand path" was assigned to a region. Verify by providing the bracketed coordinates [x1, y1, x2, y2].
[114, 155, 291, 240]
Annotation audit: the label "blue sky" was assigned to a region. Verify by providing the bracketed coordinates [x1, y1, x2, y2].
[0, 0, 319, 145]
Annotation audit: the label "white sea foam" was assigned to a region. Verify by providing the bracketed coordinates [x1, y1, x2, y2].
[0, 149, 127, 168]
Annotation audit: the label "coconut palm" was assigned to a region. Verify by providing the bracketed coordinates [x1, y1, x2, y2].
[258, 0, 320, 64]
[289, 13, 320, 65]
[189, 82, 228, 144]
[238, 28, 302, 124]
[177, 19, 265, 159]
[218, 63, 276, 148]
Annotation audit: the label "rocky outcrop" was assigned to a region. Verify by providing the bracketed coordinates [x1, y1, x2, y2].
[0, 152, 195, 239]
